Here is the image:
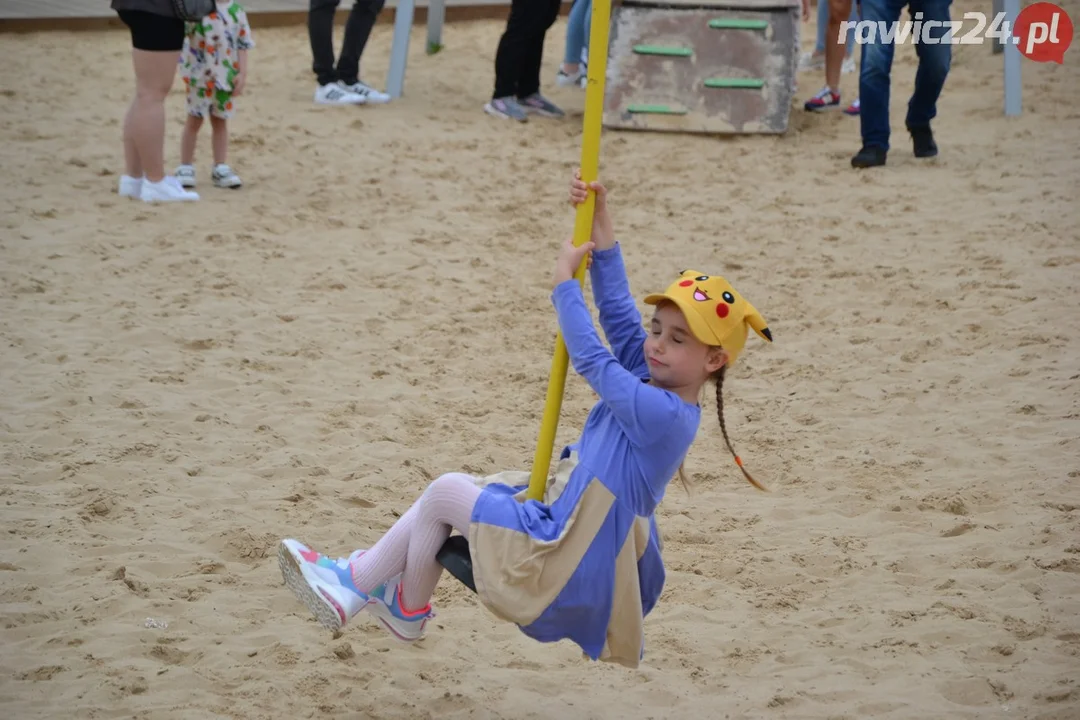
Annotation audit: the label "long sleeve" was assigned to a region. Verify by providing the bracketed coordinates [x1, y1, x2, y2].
[552, 280, 684, 447]
[589, 243, 648, 377]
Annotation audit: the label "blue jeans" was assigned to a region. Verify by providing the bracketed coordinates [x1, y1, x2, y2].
[815, 0, 858, 56]
[564, 0, 592, 64]
[858, 0, 952, 150]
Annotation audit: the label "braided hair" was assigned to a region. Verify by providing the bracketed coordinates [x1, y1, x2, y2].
[675, 365, 767, 493]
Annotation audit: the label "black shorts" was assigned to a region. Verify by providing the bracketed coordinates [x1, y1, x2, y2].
[116, 9, 186, 52]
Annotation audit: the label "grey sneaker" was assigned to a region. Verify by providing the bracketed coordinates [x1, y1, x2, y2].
[211, 163, 242, 189]
[175, 164, 196, 188]
[519, 93, 565, 118]
[484, 96, 529, 122]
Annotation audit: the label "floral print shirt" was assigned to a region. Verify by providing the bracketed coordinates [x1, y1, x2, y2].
[180, 1, 255, 95]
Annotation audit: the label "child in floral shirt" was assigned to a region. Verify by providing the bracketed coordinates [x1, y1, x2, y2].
[176, 1, 255, 189]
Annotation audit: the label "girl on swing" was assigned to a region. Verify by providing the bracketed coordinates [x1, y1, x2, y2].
[278, 170, 773, 668]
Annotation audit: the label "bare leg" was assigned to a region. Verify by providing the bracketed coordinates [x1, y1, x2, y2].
[210, 116, 228, 165]
[128, 48, 180, 183]
[122, 101, 143, 178]
[825, 0, 853, 91]
[180, 114, 202, 165]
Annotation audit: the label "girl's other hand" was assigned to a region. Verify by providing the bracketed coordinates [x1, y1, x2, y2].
[553, 237, 595, 287]
[569, 168, 607, 210]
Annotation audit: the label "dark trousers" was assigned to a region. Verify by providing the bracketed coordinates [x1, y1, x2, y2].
[309, 0, 386, 86]
[858, 0, 952, 150]
[492, 0, 563, 99]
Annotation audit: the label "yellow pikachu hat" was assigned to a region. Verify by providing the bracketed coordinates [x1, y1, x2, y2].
[643, 270, 772, 366]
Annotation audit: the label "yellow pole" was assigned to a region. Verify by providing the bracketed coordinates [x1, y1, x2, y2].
[526, 0, 612, 502]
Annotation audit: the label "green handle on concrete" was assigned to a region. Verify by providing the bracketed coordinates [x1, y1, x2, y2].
[632, 45, 693, 56]
[704, 78, 766, 89]
[708, 19, 769, 30]
[627, 104, 689, 114]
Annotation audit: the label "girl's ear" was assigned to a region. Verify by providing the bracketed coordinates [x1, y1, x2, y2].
[706, 347, 729, 373]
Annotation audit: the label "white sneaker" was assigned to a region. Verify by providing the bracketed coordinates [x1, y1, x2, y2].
[556, 68, 586, 88]
[118, 174, 143, 198]
[365, 572, 434, 642]
[211, 163, 242, 189]
[139, 176, 199, 203]
[340, 81, 390, 104]
[278, 538, 372, 631]
[799, 50, 825, 72]
[314, 82, 365, 105]
[842, 56, 857, 74]
[175, 164, 196, 188]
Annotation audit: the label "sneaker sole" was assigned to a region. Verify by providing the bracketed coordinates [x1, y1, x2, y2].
[315, 95, 366, 106]
[365, 599, 429, 642]
[278, 540, 349, 632]
[524, 107, 565, 119]
[483, 103, 527, 122]
[140, 193, 199, 203]
[213, 180, 242, 189]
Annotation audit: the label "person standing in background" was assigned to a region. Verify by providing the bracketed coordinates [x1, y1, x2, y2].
[111, 0, 200, 202]
[308, 0, 392, 106]
[485, 0, 566, 122]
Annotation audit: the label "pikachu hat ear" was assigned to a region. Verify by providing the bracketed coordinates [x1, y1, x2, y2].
[744, 302, 773, 343]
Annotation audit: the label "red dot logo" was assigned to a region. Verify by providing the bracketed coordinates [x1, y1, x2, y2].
[1013, 2, 1073, 64]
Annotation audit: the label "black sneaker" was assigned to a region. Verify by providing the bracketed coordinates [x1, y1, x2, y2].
[908, 124, 938, 158]
[851, 145, 887, 168]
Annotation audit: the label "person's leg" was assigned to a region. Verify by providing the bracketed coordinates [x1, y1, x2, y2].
[804, 0, 852, 110]
[121, 102, 143, 182]
[799, 0, 829, 69]
[825, 0, 852, 91]
[210, 112, 243, 187]
[582, 0, 593, 64]
[175, 87, 204, 188]
[279, 473, 482, 638]
[518, 0, 563, 97]
[563, 0, 588, 69]
[492, 0, 534, 99]
[517, 0, 565, 117]
[397, 474, 482, 610]
[349, 474, 480, 600]
[904, 0, 951, 156]
[816, 0, 829, 54]
[117, 11, 147, 186]
[309, 0, 342, 86]
[845, 2, 858, 57]
[129, 54, 176, 184]
[120, 11, 184, 184]
[179, 114, 202, 166]
[209, 116, 228, 166]
[336, 0, 385, 85]
[853, 0, 903, 160]
[487, 0, 536, 120]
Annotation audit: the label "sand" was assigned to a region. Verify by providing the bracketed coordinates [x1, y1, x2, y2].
[1, 1, 1079, 718]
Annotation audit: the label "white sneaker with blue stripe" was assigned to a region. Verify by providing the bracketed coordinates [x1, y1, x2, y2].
[278, 538, 372, 631]
[364, 573, 434, 642]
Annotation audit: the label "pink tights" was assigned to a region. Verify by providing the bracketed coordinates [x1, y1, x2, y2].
[349, 472, 482, 612]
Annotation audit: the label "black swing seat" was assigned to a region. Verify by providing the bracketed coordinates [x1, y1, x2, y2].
[436, 535, 476, 593]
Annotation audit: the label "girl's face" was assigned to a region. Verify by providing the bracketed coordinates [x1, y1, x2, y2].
[644, 302, 728, 402]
